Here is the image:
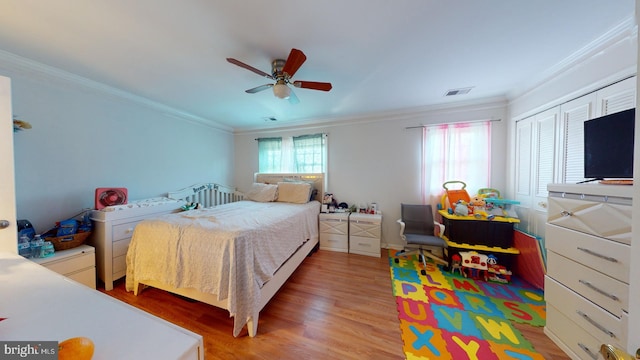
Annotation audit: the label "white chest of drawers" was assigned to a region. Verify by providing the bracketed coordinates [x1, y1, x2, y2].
[545, 183, 632, 360]
[89, 199, 183, 290]
[31, 244, 96, 289]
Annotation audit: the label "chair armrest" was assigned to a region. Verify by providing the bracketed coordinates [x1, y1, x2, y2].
[434, 221, 445, 237]
[397, 219, 406, 236]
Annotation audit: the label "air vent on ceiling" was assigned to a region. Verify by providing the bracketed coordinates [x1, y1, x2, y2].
[444, 87, 474, 97]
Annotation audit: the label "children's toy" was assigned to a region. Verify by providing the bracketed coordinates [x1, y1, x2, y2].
[449, 253, 463, 275]
[474, 188, 521, 219]
[441, 180, 471, 211]
[486, 254, 513, 283]
[459, 251, 488, 281]
[454, 200, 469, 216]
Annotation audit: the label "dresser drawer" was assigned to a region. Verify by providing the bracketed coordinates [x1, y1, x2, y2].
[319, 218, 349, 236]
[113, 254, 127, 280]
[545, 223, 630, 283]
[545, 276, 623, 345]
[545, 304, 608, 360]
[320, 233, 348, 252]
[349, 236, 380, 257]
[547, 194, 632, 245]
[547, 251, 628, 315]
[67, 267, 97, 289]
[113, 221, 143, 242]
[44, 251, 95, 276]
[113, 238, 131, 258]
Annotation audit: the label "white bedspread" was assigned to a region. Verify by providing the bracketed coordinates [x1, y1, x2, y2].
[125, 200, 320, 336]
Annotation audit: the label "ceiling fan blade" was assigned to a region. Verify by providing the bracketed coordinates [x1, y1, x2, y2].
[292, 81, 332, 92]
[288, 88, 300, 104]
[281, 48, 306, 78]
[246, 84, 273, 93]
[227, 58, 274, 79]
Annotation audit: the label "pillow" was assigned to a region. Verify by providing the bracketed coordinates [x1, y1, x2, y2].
[276, 182, 312, 204]
[246, 183, 278, 202]
[282, 178, 317, 201]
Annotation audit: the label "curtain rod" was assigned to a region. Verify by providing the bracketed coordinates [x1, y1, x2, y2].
[255, 133, 327, 141]
[405, 118, 501, 130]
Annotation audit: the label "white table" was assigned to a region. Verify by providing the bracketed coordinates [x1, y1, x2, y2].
[0, 252, 203, 360]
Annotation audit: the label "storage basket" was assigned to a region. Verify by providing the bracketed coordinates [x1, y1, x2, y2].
[43, 230, 91, 251]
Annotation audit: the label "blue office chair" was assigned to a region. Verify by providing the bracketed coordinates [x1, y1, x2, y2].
[396, 203, 448, 275]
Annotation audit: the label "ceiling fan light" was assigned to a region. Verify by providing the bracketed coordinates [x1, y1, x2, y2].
[273, 83, 291, 99]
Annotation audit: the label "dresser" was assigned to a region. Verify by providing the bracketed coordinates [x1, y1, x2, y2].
[89, 198, 184, 290]
[31, 244, 96, 289]
[545, 183, 631, 360]
[348, 213, 382, 257]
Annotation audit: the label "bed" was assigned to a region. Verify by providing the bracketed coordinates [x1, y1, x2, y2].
[125, 173, 324, 337]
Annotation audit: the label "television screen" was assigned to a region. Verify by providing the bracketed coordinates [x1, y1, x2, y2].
[584, 108, 635, 179]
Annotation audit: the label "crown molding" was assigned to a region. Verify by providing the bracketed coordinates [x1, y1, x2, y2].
[508, 15, 637, 102]
[0, 49, 233, 133]
[233, 96, 508, 135]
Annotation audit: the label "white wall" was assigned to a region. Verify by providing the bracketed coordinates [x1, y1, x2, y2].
[234, 100, 508, 249]
[2, 62, 235, 234]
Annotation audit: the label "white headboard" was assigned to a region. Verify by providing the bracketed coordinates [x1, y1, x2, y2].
[254, 173, 325, 202]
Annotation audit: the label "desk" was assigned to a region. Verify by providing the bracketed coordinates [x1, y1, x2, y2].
[0, 252, 203, 360]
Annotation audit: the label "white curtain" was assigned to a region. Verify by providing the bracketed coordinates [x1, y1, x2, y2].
[258, 137, 282, 173]
[421, 121, 491, 209]
[258, 134, 326, 174]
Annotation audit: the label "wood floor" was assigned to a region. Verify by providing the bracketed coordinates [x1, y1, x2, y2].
[101, 249, 570, 359]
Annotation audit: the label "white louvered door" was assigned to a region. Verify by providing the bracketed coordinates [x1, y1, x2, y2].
[560, 92, 596, 184]
[560, 76, 635, 185]
[514, 106, 560, 237]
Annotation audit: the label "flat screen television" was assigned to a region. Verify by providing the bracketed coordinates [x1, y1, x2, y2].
[584, 108, 635, 180]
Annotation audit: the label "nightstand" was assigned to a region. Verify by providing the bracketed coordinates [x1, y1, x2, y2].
[31, 244, 96, 289]
[349, 213, 382, 257]
[319, 212, 349, 252]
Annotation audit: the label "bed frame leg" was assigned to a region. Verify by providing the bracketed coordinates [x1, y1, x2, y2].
[247, 313, 259, 337]
[133, 282, 145, 296]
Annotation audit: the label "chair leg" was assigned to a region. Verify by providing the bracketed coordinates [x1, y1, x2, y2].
[420, 250, 449, 266]
[418, 250, 427, 275]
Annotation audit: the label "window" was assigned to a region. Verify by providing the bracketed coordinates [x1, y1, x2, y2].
[421, 121, 491, 207]
[258, 133, 326, 174]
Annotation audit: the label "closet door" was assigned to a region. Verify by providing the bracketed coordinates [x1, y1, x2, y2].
[514, 107, 560, 237]
[514, 116, 533, 233]
[595, 76, 636, 116]
[560, 93, 596, 184]
[560, 76, 635, 185]
[0, 76, 16, 252]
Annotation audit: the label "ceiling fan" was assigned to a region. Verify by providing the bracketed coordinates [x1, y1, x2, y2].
[226, 48, 332, 104]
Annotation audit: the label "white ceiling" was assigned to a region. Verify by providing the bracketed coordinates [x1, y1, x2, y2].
[0, 1, 635, 131]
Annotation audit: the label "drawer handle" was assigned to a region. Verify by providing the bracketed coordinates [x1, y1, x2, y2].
[577, 342, 599, 360]
[354, 221, 378, 225]
[357, 243, 371, 247]
[560, 210, 573, 217]
[576, 310, 615, 338]
[126, 228, 134, 234]
[577, 247, 618, 263]
[579, 279, 620, 301]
